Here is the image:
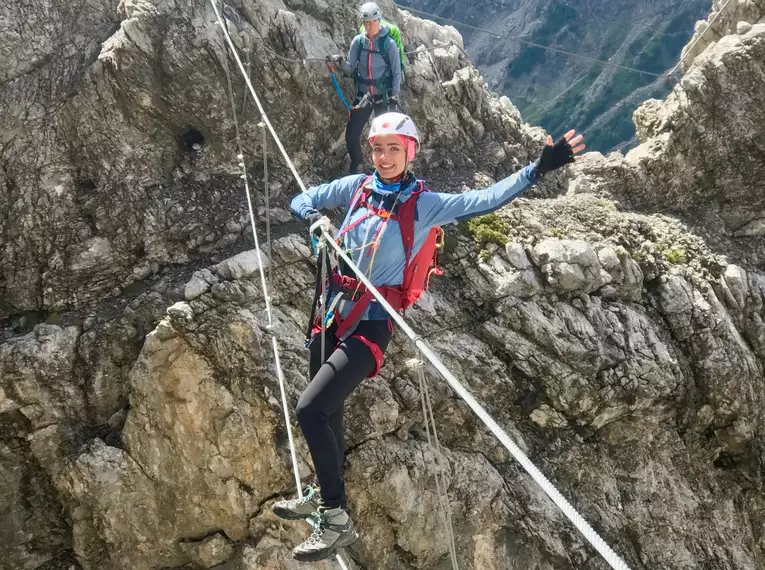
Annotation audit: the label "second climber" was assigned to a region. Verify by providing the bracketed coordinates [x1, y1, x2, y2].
[328, 2, 402, 174]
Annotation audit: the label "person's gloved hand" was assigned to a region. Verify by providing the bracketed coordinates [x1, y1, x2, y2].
[303, 210, 329, 255]
[303, 209, 332, 236]
[304, 209, 323, 229]
[534, 130, 585, 177]
[327, 54, 344, 65]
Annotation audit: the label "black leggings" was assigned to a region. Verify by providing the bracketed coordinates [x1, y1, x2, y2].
[295, 319, 392, 508]
[345, 94, 400, 173]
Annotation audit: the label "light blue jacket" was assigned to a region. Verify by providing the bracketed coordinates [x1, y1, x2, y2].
[290, 165, 537, 319]
[342, 25, 401, 96]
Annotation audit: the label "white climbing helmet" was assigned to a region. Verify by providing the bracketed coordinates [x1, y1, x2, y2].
[360, 2, 382, 21]
[368, 112, 420, 162]
[368, 112, 420, 145]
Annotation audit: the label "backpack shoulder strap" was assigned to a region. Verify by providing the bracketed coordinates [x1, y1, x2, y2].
[399, 183, 444, 308]
[377, 35, 393, 67]
[397, 182, 425, 265]
[350, 175, 373, 212]
[338, 175, 374, 238]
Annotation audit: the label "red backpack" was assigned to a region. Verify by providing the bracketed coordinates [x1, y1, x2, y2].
[331, 175, 444, 339]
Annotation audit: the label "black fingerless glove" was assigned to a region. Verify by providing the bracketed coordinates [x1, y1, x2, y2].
[304, 209, 321, 224]
[534, 136, 575, 177]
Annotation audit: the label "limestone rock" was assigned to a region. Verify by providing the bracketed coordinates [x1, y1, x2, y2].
[468, 246, 542, 299]
[0, 325, 83, 433]
[531, 238, 609, 294]
[0, 0, 538, 319]
[212, 249, 269, 281]
[57, 440, 178, 569]
[499, 95, 523, 123]
[0, 286, 170, 569]
[630, 25, 765, 235]
[0, 325, 88, 480]
[680, 0, 765, 71]
[59, 289, 313, 569]
[345, 438, 504, 568]
[563, 24, 765, 241]
[180, 533, 235, 569]
[504, 242, 532, 270]
[185, 268, 219, 301]
[0, 420, 75, 570]
[399, 10, 463, 51]
[3, 0, 765, 569]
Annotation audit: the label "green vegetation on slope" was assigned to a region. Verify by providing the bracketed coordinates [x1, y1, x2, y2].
[507, 4, 580, 78]
[507, 2, 708, 152]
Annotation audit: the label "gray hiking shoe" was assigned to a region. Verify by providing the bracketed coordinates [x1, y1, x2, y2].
[272, 485, 321, 520]
[292, 507, 359, 561]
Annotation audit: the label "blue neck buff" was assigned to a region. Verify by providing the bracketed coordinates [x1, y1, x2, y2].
[371, 170, 418, 197]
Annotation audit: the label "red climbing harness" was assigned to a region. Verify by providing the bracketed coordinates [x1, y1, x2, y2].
[330, 175, 444, 342]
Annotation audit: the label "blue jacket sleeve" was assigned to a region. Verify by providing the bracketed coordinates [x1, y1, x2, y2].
[342, 36, 361, 75]
[416, 164, 537, 227]
[289, 174, 366, 219]
[387, 38, 401, 95]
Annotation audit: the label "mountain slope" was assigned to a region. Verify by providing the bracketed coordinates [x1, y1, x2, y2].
[402, 0, 711, 151]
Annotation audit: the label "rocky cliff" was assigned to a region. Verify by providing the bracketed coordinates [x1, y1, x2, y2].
[2, 0, 765, 569]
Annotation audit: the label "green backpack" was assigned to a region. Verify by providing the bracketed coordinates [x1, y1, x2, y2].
[359, 20, 406, 85]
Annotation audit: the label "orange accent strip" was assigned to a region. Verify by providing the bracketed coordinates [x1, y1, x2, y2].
[368, 39, 374, 95]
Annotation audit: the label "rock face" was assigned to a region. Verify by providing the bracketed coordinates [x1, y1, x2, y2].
[55, 199, 765, 569]
[569, 23, 765, 242]
[0, 0, 540, 321]
[180, 533, 235, 569]
[2, 0, 765, 569]
[1, 326, 82, 570]
[680, 0, 765, 71]
[0, 285, 172, 570]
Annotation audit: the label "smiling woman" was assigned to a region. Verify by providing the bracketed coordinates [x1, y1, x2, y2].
[282, 111, 585, 561]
